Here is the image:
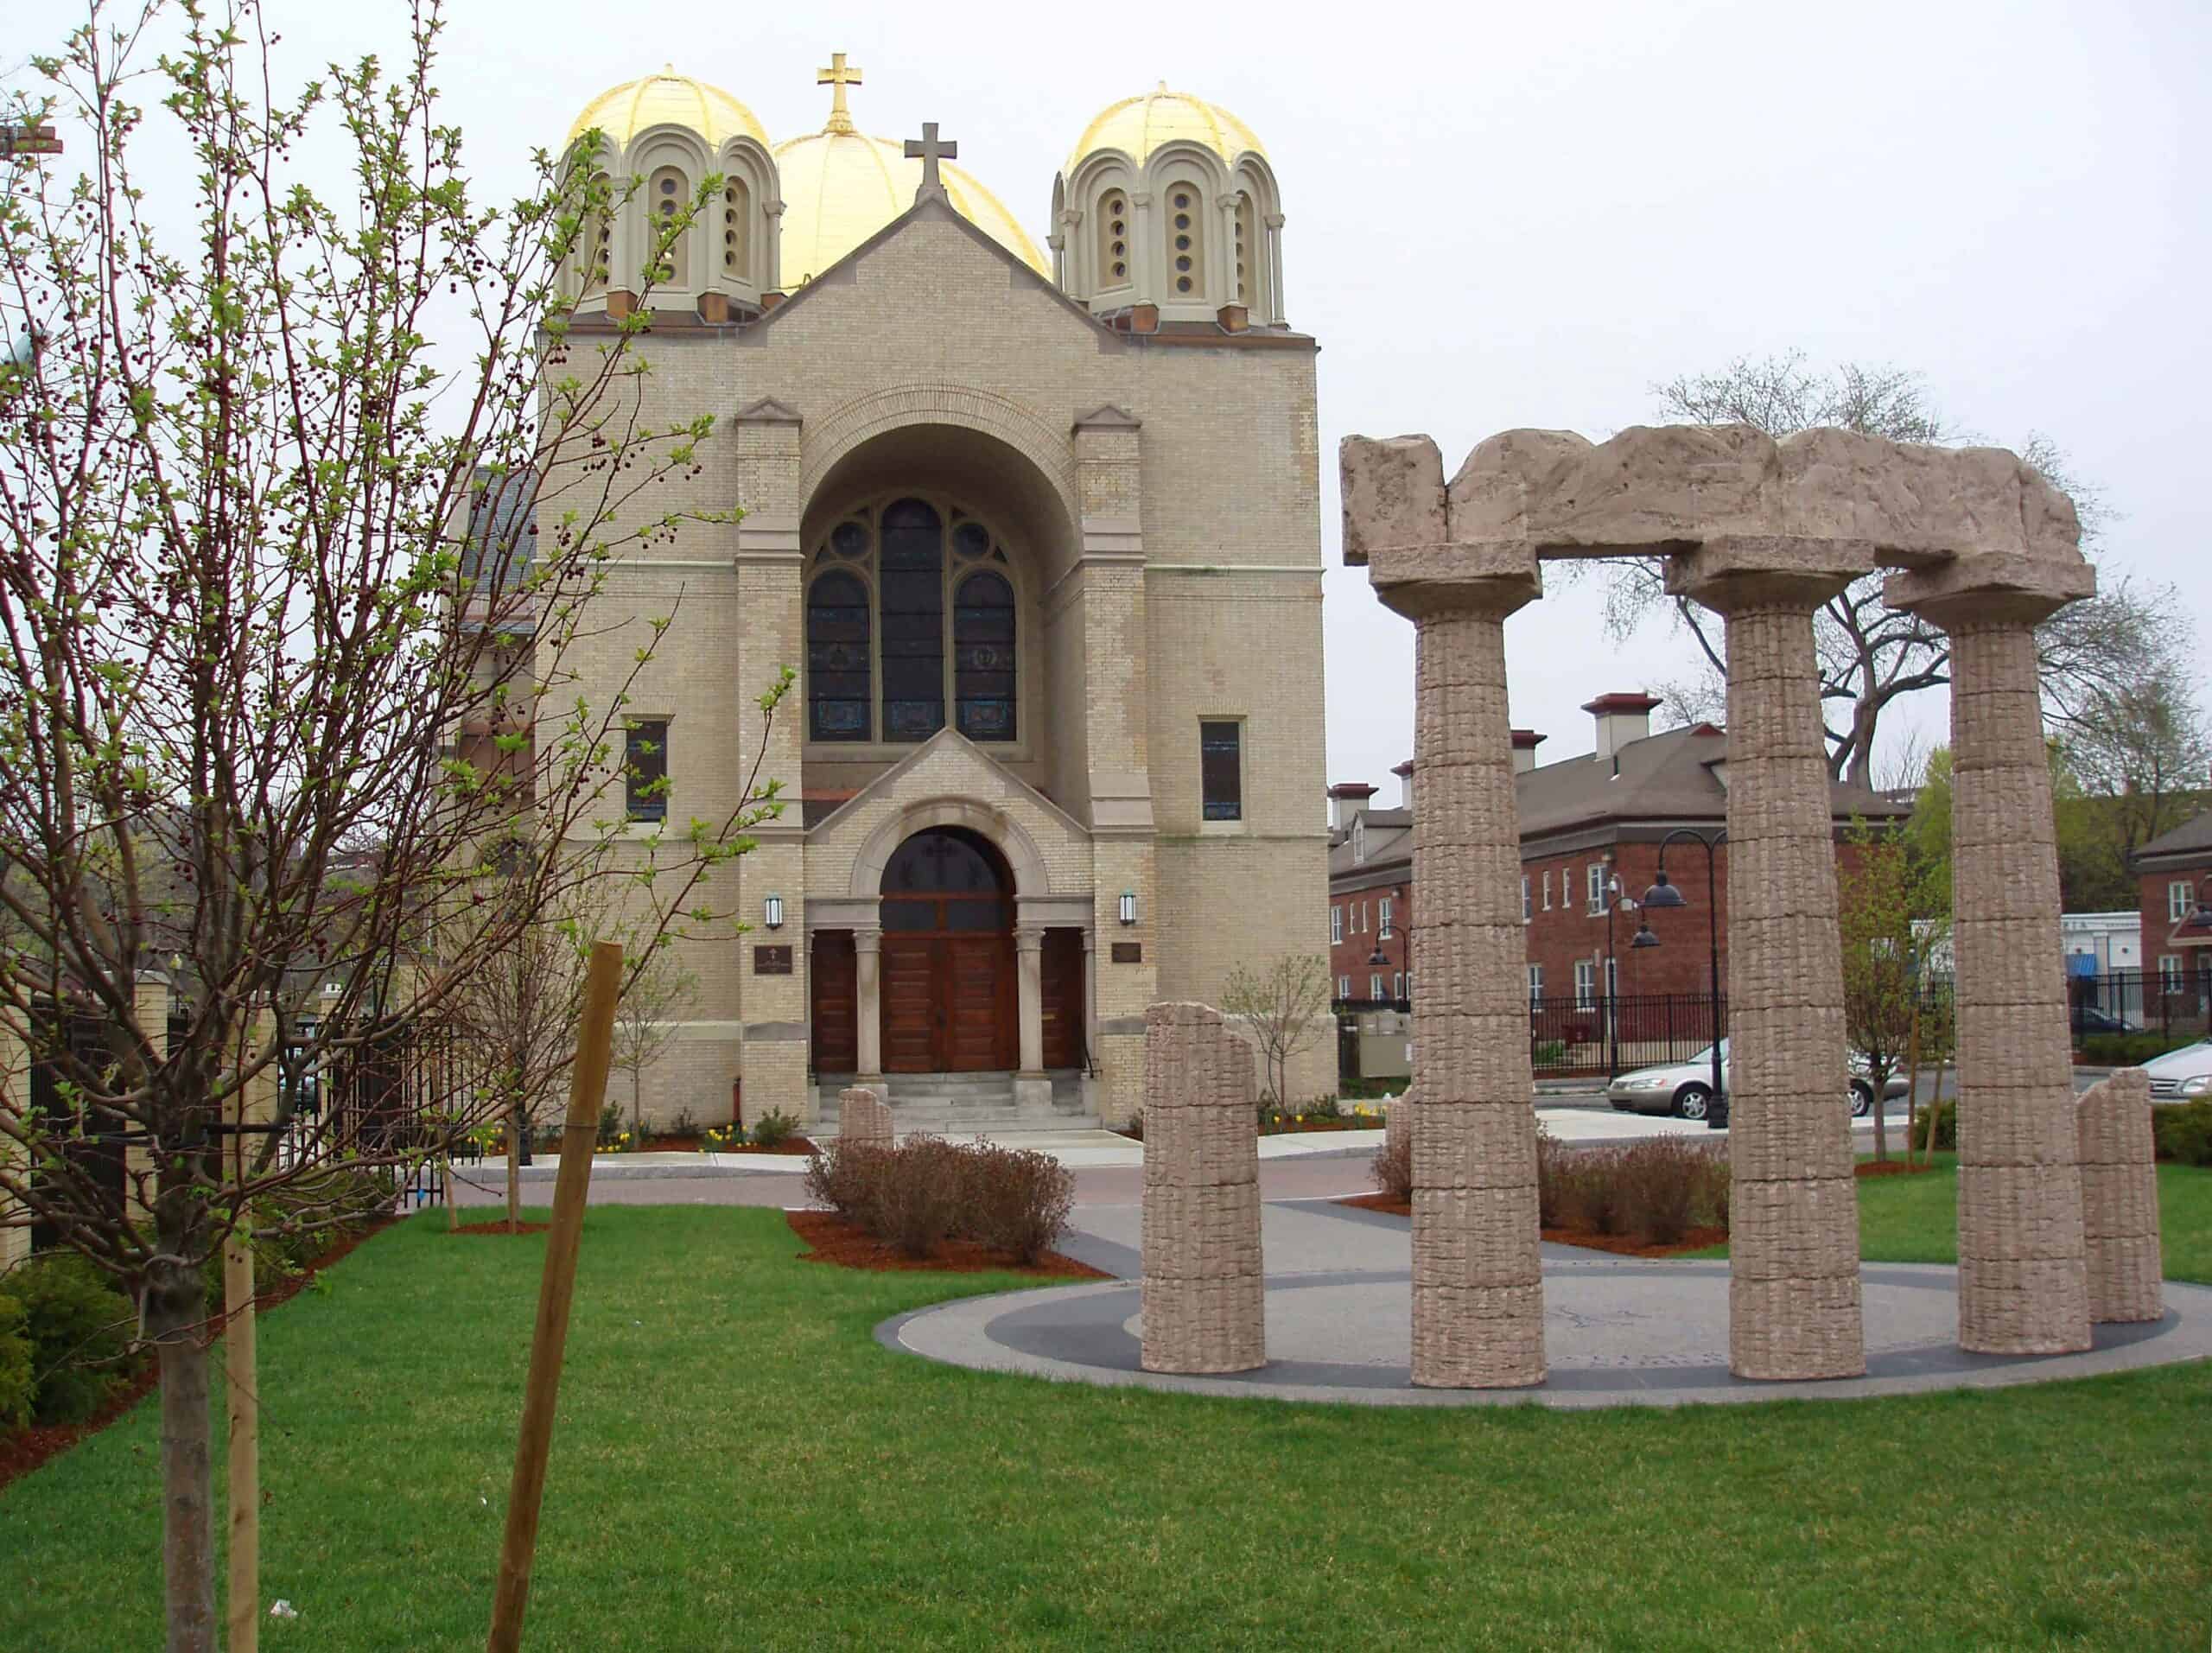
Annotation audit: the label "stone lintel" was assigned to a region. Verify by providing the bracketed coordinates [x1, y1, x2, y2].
[1884, 551, 2096, 630]
[1665, 536, 1876, 613]
[734, 397, 803, 425]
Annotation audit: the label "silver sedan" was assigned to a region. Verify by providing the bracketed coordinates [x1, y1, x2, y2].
[1605, 1039, 1910, 1122]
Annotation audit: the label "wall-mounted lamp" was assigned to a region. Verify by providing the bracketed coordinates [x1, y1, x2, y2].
[764, 893, 785, 931]
[1118, 890, 1138, 926]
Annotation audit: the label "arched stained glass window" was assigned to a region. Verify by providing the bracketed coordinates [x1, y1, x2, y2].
[806, 570, 871, 741]
[878, 499, 945, 741]
[954, 571, 1017, 741]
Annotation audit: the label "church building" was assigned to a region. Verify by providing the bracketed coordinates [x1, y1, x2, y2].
[549, 63, 1329, 1129]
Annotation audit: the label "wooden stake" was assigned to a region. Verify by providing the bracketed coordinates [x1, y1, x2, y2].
[444, 1156, 458, 1232]
[224, 1237, 258, 1653]
[486, 941, 622, 1653]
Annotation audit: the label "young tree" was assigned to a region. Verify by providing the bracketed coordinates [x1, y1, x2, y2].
[1222, 953, 1332, 1110]
[1606, 352, 2186, 784]
[1838, 819, 1921, 1162]
[0, 8, 785, 1643]
[608, 945, 698, 1140]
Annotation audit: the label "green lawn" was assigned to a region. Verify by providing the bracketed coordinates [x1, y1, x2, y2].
[4, 1173, 2209, 1650]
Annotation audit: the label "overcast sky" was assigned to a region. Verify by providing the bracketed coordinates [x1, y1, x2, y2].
[13, 0, 2206, 804]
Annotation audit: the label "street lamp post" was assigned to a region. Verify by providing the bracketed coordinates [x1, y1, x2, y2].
[1638, 828, 1728, 1128]
[1600, 868, 1637, 1082]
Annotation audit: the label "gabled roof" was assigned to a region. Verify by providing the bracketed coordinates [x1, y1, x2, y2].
[805, 724, 1087, 845]
[2137, 809, 2212, 865]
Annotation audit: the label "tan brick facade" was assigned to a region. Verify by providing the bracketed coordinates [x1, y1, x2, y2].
[543, 203, 1326, 1128]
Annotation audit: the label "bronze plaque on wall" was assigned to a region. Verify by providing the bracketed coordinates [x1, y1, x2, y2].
[1110, 941, 1142, 964]
[753, 944, 794, 976]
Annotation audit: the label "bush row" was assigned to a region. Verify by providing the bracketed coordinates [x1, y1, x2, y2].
[1915, 1097, 2211, 1166]
[2, 1165, 395, 1432]
[1370, 1129, 1730, 1247]
[804, 1136, 1074, 1263]
[2079, 1033, 2202, 1066]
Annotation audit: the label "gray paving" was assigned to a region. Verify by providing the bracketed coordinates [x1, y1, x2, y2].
[883, 1198, 2212, 1408]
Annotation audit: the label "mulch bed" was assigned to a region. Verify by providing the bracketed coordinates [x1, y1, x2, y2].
[0, 1214, 397, 1496]
[787, 1209, 1110, 1280]
[451, 1219, 552, 1237]
[1856, 1159, 1940, 1179]
[1338, 1193, 1728, 1259]
[1259, 1119, 1386, 1136]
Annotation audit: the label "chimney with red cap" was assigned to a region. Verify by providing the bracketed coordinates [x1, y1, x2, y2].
[1327, 781, 1377, 833]
[1582, 692, 1662, 760]
[1510, 728, 1547, 776]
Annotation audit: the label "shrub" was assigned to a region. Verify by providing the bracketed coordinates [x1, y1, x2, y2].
[1122, 1109, 1144, 1142]
[752, 1108, 800, 1149]
[1536, 1137, 1728, 1243]
[804, 1141, 890, 1228]
[1371, 1134, 1413, 1203]
[960, 1144, 1074, 1264]
[0, 1294, 33, 1429]
[2154, 1100, 2212, 1167]
[669, 1107, 701, 1139]
[874, 1135, 965, 1258]
[1610, 1140, 1705, 1244]
[7, 1253, 137, 1426]
[1922, 1100, 1958, 1152]
[1302, 1096, 1343, 1122]
[2081, 1033, 2200, 1067]
[1532, 1039, 1567, 1069]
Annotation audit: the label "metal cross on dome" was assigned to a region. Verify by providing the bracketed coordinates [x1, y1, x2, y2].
[905, 122, 956, 204]
[817, 52, 861, 134]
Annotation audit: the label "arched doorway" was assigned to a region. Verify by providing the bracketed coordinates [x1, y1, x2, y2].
[879, 826, 1016, 1072]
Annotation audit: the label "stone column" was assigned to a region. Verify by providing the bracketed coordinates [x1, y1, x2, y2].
[2076, 1069, 2162, 1325]
[1141, 1001, 1264, 1374]
[837, 1086, 893, 1148]
[1014, 926, 1050, 1111]
[853, 926, 884, 1090]
[1263, 213, 1287, 326]
[1891, 557, 2096, 1355]
[1671, 541, 1870, 1381]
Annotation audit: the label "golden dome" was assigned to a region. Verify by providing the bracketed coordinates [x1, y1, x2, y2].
[774, 128, 1049, 285]
[565, 67, 768, 153]
[1065, 82, 1267, 175]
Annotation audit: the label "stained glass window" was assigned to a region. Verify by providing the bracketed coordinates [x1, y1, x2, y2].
[878, 499, 945, 741]
[806, 571, 871, 741]
[1201, 721, 1242, 821]
[954, 571, 1017, 741]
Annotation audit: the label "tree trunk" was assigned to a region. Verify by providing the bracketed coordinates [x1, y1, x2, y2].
[224, 1238, 259, 1653]
[506, 1097, 522, 1229]
[1923, 1059, 1948, 1160]
[151, 1275, 216, 1653]
[1872, 1064, 1889, 1162]
[1903, 1014, 1923, 1171]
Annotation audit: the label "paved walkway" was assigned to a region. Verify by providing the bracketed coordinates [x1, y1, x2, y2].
[886, 1196, 2212, 1409]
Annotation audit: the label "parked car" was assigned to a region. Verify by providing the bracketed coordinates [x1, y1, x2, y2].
[2069, 1007, 2142, 1035]
[1605, 1039, 1910, 1121]
[2140, 1038, 2212, 1103]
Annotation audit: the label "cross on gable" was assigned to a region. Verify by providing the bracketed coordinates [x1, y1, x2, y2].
[905, 122, 956, 204]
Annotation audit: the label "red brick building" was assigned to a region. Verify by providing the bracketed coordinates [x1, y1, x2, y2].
[2133, 810, 2212, 1003]
[1328, 692, 1907, 1010]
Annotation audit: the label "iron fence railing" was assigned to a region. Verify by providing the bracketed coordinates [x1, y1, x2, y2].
[1333, 992, 1729, 1083]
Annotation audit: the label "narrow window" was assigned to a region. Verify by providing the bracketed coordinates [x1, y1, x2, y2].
[879, 499, 945, 741]
[1541, 869, 1552, 911]
[2171, 881, 2194, 923]
[1200, 720, 1242, 821]
[1522, 876, 1531, 921]
[580, 170, 613, 296]
[2160, 955, 2184, 995]
[1392, 971, 1404, 1001]
[1096, 189, 1128, 288]
[1235, 191, 1255, 308]
[806, 571, 872, 741]
[1337, 975, 1350, 1000]
[1379, 897, 1394, 939]
[1331, 906, 1343, 944]
[1573, 959, 1596, 1010]
[1528, 964, 1543, 1006]
[1586, 863, 1605, 914]
[952, 570, 1017, 741]
[625, 720, 669, 823]
[649, 166, 690, 287]
[1369, 972, 1383, 1001]
[722, 175, 751, 281]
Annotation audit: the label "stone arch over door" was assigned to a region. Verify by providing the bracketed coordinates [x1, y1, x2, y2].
[850, 797, 1052, 900]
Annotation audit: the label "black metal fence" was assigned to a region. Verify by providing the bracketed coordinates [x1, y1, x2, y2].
[1334, 992, 1728, 1085]
[2063, 969, 2211, 1048]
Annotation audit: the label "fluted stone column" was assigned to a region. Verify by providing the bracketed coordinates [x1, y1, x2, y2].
[1014, 926, 1046, 1076]
[853, 926, 883, 1084]
[1672, 543, 1868, 1380]
[1141, 1001, 1264, 1374]
[2076, 1068, 2162, 1325]
[1891, 560, 2096, 1354]
[1395, 574, 1547, 1389]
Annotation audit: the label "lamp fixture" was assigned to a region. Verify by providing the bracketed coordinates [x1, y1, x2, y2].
[763, 893, 785, 931]
[1630, 917, 1661, 950]
[1640, 868, 1687, 909]
[1118, 890, 1138, 926]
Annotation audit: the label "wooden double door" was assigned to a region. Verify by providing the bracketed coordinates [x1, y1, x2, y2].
[881, 931, 1015, 1072]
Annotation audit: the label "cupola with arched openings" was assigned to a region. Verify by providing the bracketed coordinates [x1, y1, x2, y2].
[561, 67, 783, 319]
[1053, 83, 1283, 327]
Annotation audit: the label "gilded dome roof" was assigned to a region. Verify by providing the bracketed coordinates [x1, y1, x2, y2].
[774, 125, 1049, 285]
[566, 67, 768, 153]
[1065, 83, 1267, 175]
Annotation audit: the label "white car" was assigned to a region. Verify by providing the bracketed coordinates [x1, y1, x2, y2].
[2140, 1039, 2212, 1103]
[1605, 1038, 1910, 1122]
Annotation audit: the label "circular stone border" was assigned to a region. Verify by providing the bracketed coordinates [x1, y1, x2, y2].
[879, 1262, 2212, 1409]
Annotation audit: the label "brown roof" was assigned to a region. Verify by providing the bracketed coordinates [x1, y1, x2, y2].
[2137, 810, 2212, 865]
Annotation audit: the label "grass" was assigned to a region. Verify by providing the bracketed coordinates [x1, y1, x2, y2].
[3, 1175, 2209, 1650]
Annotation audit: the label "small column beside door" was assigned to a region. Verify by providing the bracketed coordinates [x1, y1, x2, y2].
[1014, 925, 1050, 1110]
[853, 926, 884, 1092]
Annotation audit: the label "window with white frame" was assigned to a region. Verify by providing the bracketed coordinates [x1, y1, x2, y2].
[2171, 881, 2196, 923]
[1393, 971, 1404, 1000]
[2160, 954, 2185, 995]
[1332, 905, 1343, 944]
[1528, 963, 1543, 1005]
[1573, 958, 1597, 1009]
[1370, 972, 1384, 1000]
[1522, 876, 1532, 921]
[1541, 869, 1552, 911]
[1586, 862, 1605, 914]
[1338, 974, 1350, 1000]
[1379, 897, 1394, 938]
[1404, 971, 1414, 1001]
